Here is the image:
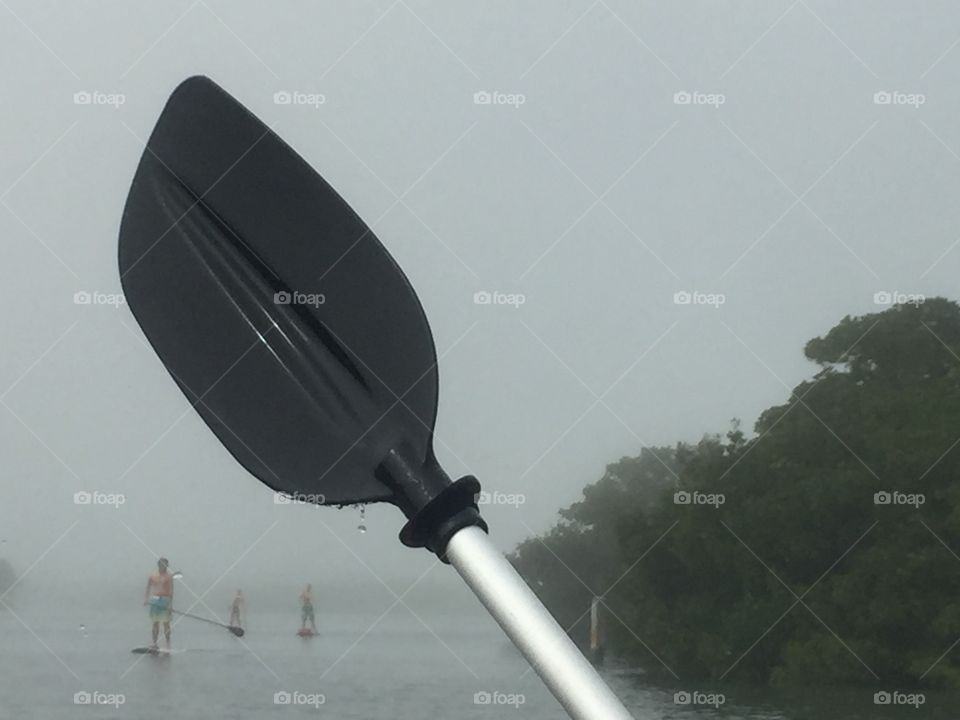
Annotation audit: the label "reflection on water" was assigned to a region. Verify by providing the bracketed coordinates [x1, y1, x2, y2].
[608, 672, 954, 720]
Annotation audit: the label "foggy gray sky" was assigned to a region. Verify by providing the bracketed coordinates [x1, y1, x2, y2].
[2, 1, 960, 610]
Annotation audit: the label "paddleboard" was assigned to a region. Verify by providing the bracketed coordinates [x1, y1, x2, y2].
[296, 628, 316, 638]
[131, 647, 184, 655]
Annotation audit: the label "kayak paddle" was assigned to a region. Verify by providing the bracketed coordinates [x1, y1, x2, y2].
[118, 76, 633, 720]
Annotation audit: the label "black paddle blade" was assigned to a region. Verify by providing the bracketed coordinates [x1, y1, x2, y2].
[118, 77, 439, 507]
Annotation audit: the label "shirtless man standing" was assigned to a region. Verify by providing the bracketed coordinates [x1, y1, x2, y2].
[229, 589, 245, 629]
[143, 557, 174, 649]
[299, 584, 317, 633]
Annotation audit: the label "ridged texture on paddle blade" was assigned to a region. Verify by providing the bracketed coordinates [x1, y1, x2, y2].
[119, 77, 439, 506]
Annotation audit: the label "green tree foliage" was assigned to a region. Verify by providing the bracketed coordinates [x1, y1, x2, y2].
[510, 447, 679, 646]
[510, 299, 960, 687]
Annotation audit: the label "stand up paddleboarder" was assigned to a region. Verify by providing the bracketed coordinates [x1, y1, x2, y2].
[229, 589, 245, 629]
[299, 584, 317, 634]
[143, 557, 174, 649]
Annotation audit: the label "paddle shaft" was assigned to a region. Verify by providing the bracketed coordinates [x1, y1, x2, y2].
[445, 526, 634, 720]
[172, 609, 236, 631]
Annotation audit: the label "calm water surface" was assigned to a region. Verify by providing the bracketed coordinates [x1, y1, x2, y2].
[0, 606, 952, 718]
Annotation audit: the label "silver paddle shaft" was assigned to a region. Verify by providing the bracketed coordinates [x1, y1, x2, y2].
[445, 526, 635, 720]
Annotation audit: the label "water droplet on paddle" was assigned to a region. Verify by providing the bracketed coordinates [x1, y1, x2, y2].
[357, 506, 366, 533]
[79, 624, 87, 636]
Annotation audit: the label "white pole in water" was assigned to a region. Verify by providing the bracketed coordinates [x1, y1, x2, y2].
[590, 596, 601, 659]
[445, 526, 635, 720]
